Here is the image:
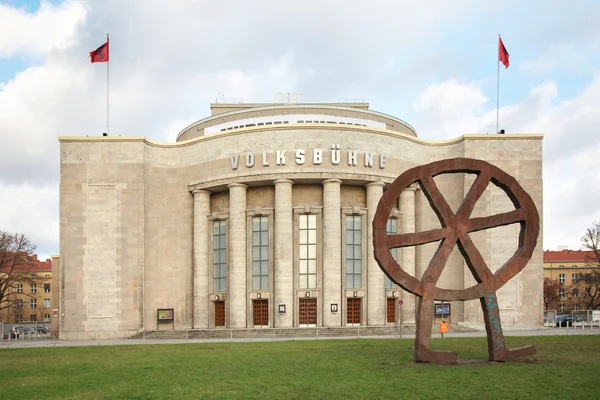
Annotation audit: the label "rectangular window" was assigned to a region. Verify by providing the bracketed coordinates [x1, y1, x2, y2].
[30, 284, 37, 293]
[559, 288, 566, 298]
[16, 284, 22, 293]
[572, 274, 578, 283]
[44, 284, 51, 293]
[16, 299, 23, 309]
[30, 314, 37, 322]
[346, 215, 362, 289]
[559, 304, 566, 312]
[44, 298, 50, 308]
[252, 216, 269, 290]
[44, 314, 51, 322]
[385, 219, 397, 289]
[30, 299, 36, 308]
[299, 215, 317, 289]
[559, 274, 565, 283]
[572, 288, 579, 298]
[16, 315, 22, 323]
[213, 220, 227, 292]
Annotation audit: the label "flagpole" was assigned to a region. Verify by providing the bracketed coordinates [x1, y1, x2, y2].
[496, 34, 500, 134]
[107, 33, 110, 136]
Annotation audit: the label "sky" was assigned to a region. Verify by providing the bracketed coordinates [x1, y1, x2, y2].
[1, 0, 599, 259]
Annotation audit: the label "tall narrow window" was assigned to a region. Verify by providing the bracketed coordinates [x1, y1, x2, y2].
[252, 216, 269, 290]
[299, 215, 317, 289]
[346, 215, 362, 289]
[30, 284, 37, 293]
[385, 218, 397, 289]
[213, 220, 227, 292]
[559, 274, 565, 283]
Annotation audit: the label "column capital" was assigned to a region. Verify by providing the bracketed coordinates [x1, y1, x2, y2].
[401, 186, 418, 194]
[227, 182, 248, 189]
[192, 189, 211, 196]
[365, 181, 385, 189]
[273, 179, 294, 185]
[322, 178, 342, 185]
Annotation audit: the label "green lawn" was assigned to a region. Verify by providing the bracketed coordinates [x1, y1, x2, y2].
[1, 336, 598, 399]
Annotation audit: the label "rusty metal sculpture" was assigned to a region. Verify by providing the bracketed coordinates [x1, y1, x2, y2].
[373, 158, 539, 363]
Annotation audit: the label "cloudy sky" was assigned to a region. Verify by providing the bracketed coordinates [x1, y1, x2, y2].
[1, 0, 599, 258]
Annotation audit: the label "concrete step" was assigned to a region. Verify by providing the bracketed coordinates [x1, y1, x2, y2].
[127, 324, 473, 340]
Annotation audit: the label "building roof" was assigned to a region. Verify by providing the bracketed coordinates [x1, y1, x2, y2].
[0, 254, 52, 273]
[543, 249, 597, 263]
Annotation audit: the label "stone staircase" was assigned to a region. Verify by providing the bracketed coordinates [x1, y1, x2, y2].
[128, 324, 474, 340]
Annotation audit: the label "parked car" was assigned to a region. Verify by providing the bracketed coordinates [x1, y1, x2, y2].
[556, 315, 585, 327]
[10, 327, 24, 339]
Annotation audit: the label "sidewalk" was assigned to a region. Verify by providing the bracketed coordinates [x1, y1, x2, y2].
[2, 326, 599, 349]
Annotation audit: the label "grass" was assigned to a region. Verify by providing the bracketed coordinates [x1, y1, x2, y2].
[1, 336, 599, 399]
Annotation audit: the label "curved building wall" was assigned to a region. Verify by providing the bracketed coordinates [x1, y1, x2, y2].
[58, 123, 543, 339]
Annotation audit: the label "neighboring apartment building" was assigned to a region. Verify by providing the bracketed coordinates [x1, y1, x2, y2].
[543, 249, 599, 312]
[0, 255, 53, 325]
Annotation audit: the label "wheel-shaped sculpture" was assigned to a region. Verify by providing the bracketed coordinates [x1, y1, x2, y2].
[373, 158, 539, 363]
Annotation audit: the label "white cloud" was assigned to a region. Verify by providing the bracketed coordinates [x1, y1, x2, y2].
[0, 183, 58, 259]
[411, 75, 600, 251]
[0, 1, 86, 59]
[0, 0, 599, 256]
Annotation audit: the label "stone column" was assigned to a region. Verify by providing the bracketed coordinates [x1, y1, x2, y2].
[400, 187, 417, 324]
[274, 179, 294, 327]
[322, 179, 342, 326]
[366, 181, 385, 325]
[228, 183, 247, 328]
[192, 189, 211, 328]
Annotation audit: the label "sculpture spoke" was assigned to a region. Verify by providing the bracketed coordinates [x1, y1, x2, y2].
[419, 177, 455, 227]
[467, 209, 525, 233]
[457, 171, 491, 220]
[457, 234, 494, 283]
[387, 228, 447, 248]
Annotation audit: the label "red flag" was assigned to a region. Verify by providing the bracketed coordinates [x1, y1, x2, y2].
[90, 39, 109, 63]
[498, 36, 509, 68]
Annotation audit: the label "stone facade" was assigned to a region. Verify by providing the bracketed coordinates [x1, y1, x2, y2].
[58, 103, 544, 339]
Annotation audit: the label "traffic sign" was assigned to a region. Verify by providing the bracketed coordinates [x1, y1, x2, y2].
[398, 299, 404, 305]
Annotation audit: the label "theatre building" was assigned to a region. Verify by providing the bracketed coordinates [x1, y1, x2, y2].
[58, 101, 544, 339]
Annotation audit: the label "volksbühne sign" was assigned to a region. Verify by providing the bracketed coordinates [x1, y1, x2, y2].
[230, 144, 386, 170]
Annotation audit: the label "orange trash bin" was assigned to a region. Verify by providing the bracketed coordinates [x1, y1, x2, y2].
[439, 319, 448, 337]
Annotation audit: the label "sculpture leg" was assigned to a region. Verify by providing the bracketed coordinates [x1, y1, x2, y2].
[481, 292, 536, 361]
[414, 291, 457, 364]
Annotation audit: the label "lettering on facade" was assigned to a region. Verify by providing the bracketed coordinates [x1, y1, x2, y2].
[229, 144, 386, 170]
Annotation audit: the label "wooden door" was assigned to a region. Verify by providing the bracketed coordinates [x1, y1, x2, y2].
[253, 299, 269, 327]
[215, 301, 225, 327]
[299, 299, 317, 325]
[347, 298, 361, 325]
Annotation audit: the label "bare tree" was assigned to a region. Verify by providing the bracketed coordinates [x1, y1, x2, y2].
[0, 231, 38, 313]
[543, 278, 562, 310]
[578, 222, 600, 309]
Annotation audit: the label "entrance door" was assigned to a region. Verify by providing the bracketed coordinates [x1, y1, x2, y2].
[347, 298, 361, 325]
[253, 299, 269, 327]
[214, 301, 225, 327]
[299, 299, 317, 326]
[387, 298, 396, 323]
